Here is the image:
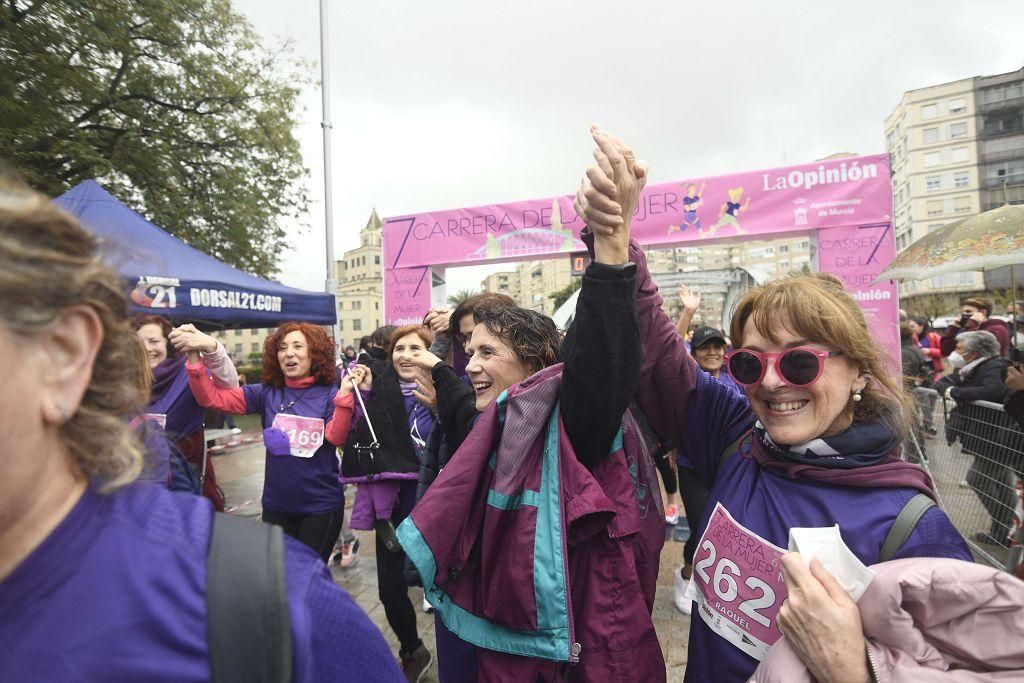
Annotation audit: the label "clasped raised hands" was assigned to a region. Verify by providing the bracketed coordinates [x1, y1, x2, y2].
[573, 125, 649, 264]
[340, 364, 373, 396]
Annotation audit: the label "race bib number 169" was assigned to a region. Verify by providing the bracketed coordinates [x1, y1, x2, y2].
[683, 502, 787, 661]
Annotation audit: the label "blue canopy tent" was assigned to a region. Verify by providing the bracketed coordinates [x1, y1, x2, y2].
[54, 180, 336, 328]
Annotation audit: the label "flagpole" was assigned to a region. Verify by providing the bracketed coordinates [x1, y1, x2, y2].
[319, 0, 340, 349]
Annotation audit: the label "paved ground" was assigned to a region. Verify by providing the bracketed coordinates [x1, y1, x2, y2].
[214, 436, 692, 679]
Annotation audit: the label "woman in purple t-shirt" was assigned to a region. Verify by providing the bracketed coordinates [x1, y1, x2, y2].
[0, 181, 401, 682]
[186, 321, 351, 561]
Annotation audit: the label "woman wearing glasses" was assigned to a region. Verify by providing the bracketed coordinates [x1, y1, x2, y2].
[573, 127, 971, 683]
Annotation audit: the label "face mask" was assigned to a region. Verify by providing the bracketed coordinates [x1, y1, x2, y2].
[947, 351, 966, 369]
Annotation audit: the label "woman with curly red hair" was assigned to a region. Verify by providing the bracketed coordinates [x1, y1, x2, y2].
[185, 321, 350, 560]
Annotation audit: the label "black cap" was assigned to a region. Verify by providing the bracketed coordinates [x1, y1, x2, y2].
[691, 326, 727, 349]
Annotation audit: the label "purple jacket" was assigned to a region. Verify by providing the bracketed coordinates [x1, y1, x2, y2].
[616, 237, 971, 683]
[398, 364, 666, 682]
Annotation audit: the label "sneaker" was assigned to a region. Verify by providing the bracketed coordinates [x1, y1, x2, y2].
[400, 644, 432, 683]
[340, 537, 359, 568]
[422, 590, 434, 614]
[664, 504, 679, 526]
[673, 566, 692, 616]
[230, 427, 242, 434]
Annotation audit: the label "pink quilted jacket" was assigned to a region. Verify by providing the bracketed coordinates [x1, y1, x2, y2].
[752, 558, 1024, 682]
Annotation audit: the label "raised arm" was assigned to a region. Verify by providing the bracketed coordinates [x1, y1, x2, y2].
[185, 358, 247, 414]
[675, 285, 701, 338]
[169, 324, 239, 387]
[571, 128, 700, 454]
[561, 126, 644, 466]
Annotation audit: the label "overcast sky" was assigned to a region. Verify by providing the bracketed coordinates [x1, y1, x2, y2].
[232, 0, 1024, 294]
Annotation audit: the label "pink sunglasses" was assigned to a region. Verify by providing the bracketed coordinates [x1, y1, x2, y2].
[724, 347, 842, 387]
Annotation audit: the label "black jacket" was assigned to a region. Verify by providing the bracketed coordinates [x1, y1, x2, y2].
[341, 358, 420, 478]
[935, 357, 1022, 465]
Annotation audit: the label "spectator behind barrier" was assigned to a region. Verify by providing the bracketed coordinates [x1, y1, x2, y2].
[939, 296, 1010, 358]
[0, 180, 401, 682]
[936, 330, 1020, 547]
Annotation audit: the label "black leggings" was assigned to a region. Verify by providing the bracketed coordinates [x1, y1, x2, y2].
[261, 508, 344, 563]
[678, 465, 709, 566]
[377, 508, 422, 658]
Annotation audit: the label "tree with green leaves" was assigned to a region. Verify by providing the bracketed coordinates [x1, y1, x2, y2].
[550, 279, 581, 309]
[0, 0, 309, 277]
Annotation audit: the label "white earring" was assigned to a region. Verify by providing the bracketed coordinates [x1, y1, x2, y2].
[852, 389, 863, 403]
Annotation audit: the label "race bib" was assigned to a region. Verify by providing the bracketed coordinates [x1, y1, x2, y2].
[270, 413, 325, 458]
[144, 413, 167, 430]
[684, 502, 787, 661]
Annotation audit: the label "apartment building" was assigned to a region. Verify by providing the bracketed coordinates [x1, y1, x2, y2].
[885, 65, 1024, 304]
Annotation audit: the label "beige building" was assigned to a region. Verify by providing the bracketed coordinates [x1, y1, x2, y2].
[479, 258, 572, 316]
[884, 66, 1024, 305]
[211, 327, 276, 368]
[334, 210, 384, 349]
[480, 270, 521, 301]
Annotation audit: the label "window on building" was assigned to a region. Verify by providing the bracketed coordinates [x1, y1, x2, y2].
[251, 343, 259, 353]
[925, 176, 941, 192]
[778, 245, 789, 253]
[954, 172, 969, 188]
[922, 127, 939, 144]
[763, 247, 774, 256]
[779, 260, 790, 270]
[923, 151, 941, 167]
[338, 319, 343, 331]
[375, 302, 379, 310]
[235, 329, 242, 336]
[948, 98, 966, 114]
[952, 147, 969, 163]
[954, 196, 971, 213]
[797, 240, 809, 250]
[949, 122, 967, 139]
[353, 319, 361, 331]
[353, 301, 361, 310]
[234, 343, 243, 356]
[926, 200, 943, 216]
[921, 103, 938, 120]
[374, 255, 380, 264]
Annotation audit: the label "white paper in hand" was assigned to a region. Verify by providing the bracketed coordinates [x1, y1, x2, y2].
[787, 525, 875, 602]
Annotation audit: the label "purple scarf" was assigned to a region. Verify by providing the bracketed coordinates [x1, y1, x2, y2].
[149, 356, 184, 404]
[742, 420, 937, 501]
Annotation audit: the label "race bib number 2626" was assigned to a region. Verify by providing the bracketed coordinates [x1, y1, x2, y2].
[683, 502, 788, 661]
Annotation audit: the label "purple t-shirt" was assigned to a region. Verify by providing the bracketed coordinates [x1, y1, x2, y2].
[679, 372, 972, 683]
[244, 382, 344, 515]
[0, 483, 401, 682]
[146, 363, 204, 442]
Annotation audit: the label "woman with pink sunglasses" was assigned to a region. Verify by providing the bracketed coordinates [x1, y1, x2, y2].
[573, 127, 971, 683]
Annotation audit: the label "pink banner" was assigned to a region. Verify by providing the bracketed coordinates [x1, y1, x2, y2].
[384, 266, 432, 326]
[383, 154, 896, 347]
[384, 154, 892, 270]
[818, 223, 900, 368]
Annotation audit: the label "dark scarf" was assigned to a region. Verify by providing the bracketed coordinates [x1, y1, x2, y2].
[150, 355, 184, 404]
[742, 420, 937, 500]
[341, 358, 419, 478]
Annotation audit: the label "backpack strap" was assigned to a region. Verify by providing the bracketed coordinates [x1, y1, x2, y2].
[879, 493, 935, 562]
[207, 513, 293, 683]
[719, 434, 747, 470]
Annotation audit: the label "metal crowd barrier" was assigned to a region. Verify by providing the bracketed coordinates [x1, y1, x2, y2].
[908, 387, 1024, 572]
